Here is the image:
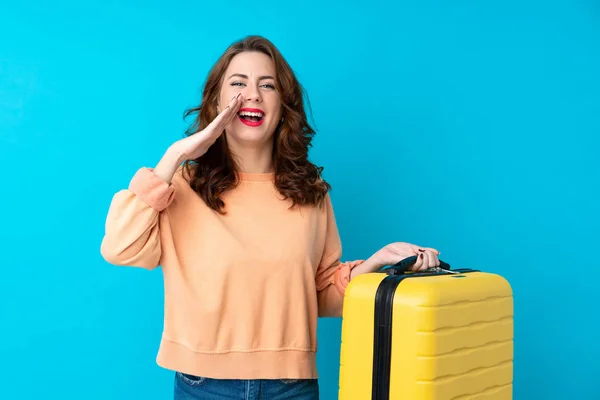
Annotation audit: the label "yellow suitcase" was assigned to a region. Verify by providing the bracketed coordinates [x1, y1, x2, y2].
[338, 256, 514, 400]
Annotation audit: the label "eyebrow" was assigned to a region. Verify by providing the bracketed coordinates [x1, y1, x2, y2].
[228, 73, 274, 80]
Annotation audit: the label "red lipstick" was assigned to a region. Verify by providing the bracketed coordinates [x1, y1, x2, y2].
[238, 108, 265, 127]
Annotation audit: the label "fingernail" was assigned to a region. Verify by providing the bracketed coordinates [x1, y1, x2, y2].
[418, 249, 425, 252]
[420, 253, 424, 259]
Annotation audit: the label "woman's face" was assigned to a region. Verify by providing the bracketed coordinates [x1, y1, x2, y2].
[218, 51, 282, 147]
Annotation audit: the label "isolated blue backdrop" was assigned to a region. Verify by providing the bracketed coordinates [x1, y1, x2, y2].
[1, 0, 598, 399]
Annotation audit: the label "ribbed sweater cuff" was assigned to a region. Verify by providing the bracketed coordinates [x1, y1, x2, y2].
[128, 167, 175, 212]
[334, 260, 365, 296]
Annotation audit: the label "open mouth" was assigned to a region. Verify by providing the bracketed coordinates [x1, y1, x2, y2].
[238, 108, 265, 127]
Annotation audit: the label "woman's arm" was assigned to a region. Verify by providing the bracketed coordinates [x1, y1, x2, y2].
[100, 165, 176, 269]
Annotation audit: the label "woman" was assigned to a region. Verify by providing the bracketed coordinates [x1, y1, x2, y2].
[100, 35, 441, 399]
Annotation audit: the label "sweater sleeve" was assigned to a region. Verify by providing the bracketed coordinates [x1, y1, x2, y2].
[100, 167, 175, 269]
[315, 194, 364, 317]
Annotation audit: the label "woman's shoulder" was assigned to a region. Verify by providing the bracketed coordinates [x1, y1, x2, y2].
[172, 163, 195, 184]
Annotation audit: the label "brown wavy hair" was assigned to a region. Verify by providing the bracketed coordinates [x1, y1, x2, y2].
[181, 35, 331, 214]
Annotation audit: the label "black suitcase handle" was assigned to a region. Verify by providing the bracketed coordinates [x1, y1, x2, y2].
[380, 255, 451, 276]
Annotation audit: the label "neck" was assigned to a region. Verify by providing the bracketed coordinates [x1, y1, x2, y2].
[227, 139, 274, 174]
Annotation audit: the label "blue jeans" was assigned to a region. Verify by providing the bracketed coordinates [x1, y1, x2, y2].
[173, 372, 319, 399]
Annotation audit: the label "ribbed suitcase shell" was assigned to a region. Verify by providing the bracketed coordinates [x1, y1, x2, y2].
[338, 269, 513, 400]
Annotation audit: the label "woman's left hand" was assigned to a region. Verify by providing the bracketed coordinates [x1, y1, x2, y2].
[349, 242, 442, 280]
[373, 242, 441, 272]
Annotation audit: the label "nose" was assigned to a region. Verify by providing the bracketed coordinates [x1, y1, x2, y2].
[244, 84, 262, 103]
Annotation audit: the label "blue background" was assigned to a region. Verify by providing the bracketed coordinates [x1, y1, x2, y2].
[1, 0, 598, 398]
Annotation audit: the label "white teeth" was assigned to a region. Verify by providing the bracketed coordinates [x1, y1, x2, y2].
[238, 111, 264, 118]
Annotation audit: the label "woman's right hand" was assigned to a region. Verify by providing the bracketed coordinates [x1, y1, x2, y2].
[172, 93, 243, 161]
[153, 93, 243, 183]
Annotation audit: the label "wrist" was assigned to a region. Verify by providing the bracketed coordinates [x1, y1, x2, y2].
[154, 147, 186, 183]
[349, 254, 384, 279]
[167, 144, 188, 164]
[368, 248, 387, 269]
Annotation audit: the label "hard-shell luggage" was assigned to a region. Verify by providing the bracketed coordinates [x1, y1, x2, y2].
[338, 256, 514, 400]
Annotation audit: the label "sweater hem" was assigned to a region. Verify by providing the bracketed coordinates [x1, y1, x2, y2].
[155, 337, 319, 379]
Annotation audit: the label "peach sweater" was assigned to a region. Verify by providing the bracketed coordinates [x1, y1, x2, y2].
[100, 166, 363, 379]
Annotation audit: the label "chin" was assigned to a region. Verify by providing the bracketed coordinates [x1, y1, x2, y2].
[227, 118, 275, 145]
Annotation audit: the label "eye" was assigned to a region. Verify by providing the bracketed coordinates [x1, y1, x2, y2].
[230, 81, 245, 87]
[261, 83, 275, 90]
